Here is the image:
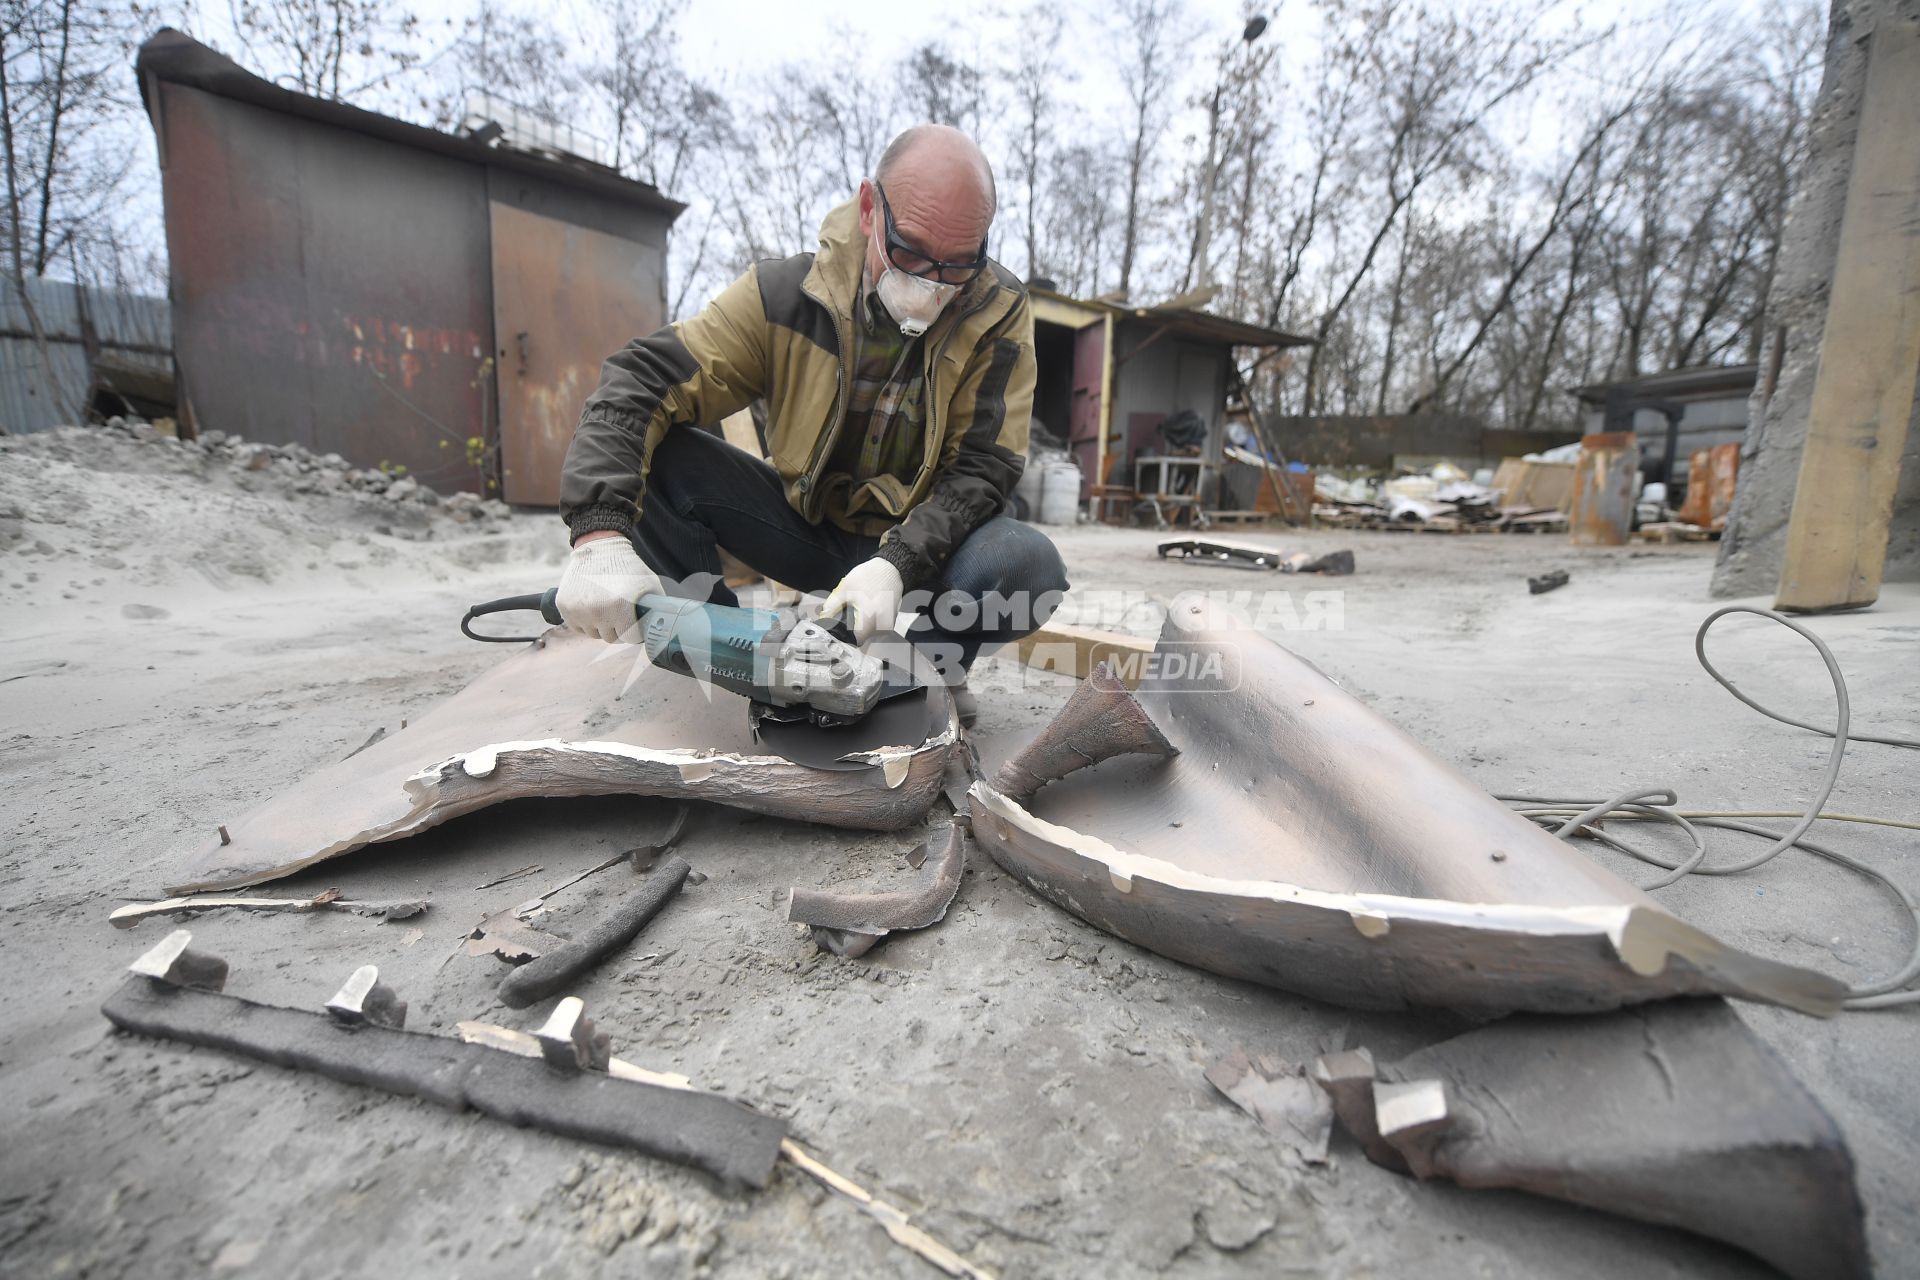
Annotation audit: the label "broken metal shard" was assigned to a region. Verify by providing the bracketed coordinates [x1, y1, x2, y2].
[1204, 1048, 1334, 1164]
[1157, 537, 1288, 569]
[161, 629, 957, 894]
[966, 597, 1845, 1018]
[1315, 1000, 1869, 1280]
[1307, 1049, 1401, 1171]
[1369, 1078, 1450, 1169]
[534, 997, 612, 1072]
[787, 822, 968, 957]
[466, 901, 565, 964]
[324, 964, 407, 1029]
[128, 929, 228, 992]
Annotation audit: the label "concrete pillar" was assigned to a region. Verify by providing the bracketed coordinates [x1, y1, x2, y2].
[1712, 0, 1920, 598]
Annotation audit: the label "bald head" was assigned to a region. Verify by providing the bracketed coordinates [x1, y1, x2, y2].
[876, 124, 997, 216]
[860, 124, 996, 280]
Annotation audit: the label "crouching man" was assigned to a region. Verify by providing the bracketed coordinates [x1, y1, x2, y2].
[554, 123, 1068, 725]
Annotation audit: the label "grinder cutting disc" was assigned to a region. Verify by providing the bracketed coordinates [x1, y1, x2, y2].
[751, 684, 947, 770]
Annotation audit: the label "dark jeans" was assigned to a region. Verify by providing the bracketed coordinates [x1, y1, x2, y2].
[629, 426, 1070, 674]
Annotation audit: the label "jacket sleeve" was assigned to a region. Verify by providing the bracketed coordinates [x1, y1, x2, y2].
[558, 266, 770, 542]
[873, 292, 1034, 591]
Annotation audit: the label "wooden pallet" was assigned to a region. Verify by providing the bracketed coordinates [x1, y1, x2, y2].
[1634, 521, 1718, 544]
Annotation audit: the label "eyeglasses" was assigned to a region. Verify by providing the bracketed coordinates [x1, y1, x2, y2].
[874, 181, 988, 284]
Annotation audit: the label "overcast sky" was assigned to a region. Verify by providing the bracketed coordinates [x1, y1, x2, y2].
[118, 0, 1795, 300]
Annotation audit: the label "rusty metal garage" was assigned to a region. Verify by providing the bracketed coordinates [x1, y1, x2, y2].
[136, 29, 683, 503]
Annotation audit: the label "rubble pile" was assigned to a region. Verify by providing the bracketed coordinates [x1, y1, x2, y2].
[0, 418, 550, 599]
[98, 417, 515, 524]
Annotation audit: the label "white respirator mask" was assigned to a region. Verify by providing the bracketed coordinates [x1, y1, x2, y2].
[874, 261, 961, 338]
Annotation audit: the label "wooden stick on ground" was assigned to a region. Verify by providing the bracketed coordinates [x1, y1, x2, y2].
[109, 891, 427, 929]
[455, 1022, 995, 1278]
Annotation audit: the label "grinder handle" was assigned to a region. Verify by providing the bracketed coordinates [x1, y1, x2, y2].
[460, 588, 565, 643]
[462, 590, 686, 643]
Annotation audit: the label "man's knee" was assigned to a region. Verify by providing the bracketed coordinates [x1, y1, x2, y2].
[943, 517, 1070, 636]
[949, 517, 1068, 592]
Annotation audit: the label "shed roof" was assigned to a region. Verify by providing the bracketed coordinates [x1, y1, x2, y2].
[1133, 300, 1313, 349]
[136, 29, 685, 221]
[1028, 284, 1312, 349]
[1570, 363, 1759, 405]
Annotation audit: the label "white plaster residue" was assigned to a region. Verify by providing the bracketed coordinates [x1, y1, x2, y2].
[970, 780, 1641, 940]
[408, 726, 954, 801]
[838, 744, 917, 788]
[1349, 912, 1391, 938]
[967, 781, 1845, 1017]
[837, 710, 957, 789]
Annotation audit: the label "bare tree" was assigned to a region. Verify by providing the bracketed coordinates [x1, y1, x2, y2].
[1295, 0, 1583, 414]
[586, 0, 730, 197]
[2, 0, 147, 280]
[1256, 30, 1363, 334]
[1043, 142, 1121, 298]
[1003, 5, 1067, 282]
[1183, 19, 1272, 294]
[1404, 95, 1638, 413]
[440, 0, 574, 125]
[1, 0, 164, 415]
[590, 0, 677, 177]
[805, 39, 895, 193]
[45, 0, 1814, 440]
[897, 42, 985, 133]
[1112, 0, 1187, 299]
[225, 0, 421, 101]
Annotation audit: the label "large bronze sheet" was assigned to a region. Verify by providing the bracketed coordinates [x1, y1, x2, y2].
[162, 630, 954, 893]
[969, 597, 1843, 1017]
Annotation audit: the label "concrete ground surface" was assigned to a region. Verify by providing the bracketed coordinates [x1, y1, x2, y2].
[2, 427, 1917, 1278]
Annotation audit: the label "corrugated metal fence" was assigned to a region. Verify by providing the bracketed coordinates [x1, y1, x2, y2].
[0, 276, 171, 434]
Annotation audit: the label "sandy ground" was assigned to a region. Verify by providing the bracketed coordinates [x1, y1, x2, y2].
[2, 425, 1916, 1278]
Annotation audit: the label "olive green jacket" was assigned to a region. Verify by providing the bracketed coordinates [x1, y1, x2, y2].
[560, 197, 1034, 591]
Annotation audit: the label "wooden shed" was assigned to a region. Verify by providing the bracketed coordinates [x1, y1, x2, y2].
[1027, 286, 1311, 509]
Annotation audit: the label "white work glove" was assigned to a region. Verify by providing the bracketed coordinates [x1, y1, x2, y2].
[555, 536, 661, 642]
[819, 557, 904, 646]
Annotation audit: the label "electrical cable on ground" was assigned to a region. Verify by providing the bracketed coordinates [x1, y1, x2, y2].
[1506, 809, 1920, 833]
[1499, 606, 1920, 1010]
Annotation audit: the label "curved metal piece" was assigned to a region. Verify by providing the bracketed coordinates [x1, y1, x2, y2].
[990, 664, 1176, 801]
[787, 822, 968, 957]
[967, 596, 1845, 1018]
[163, 630, 956, 893]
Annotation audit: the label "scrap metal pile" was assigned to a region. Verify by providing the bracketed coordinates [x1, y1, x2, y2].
[102, 596, 1896, 1279]
[1314, 464, 1572, 533]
